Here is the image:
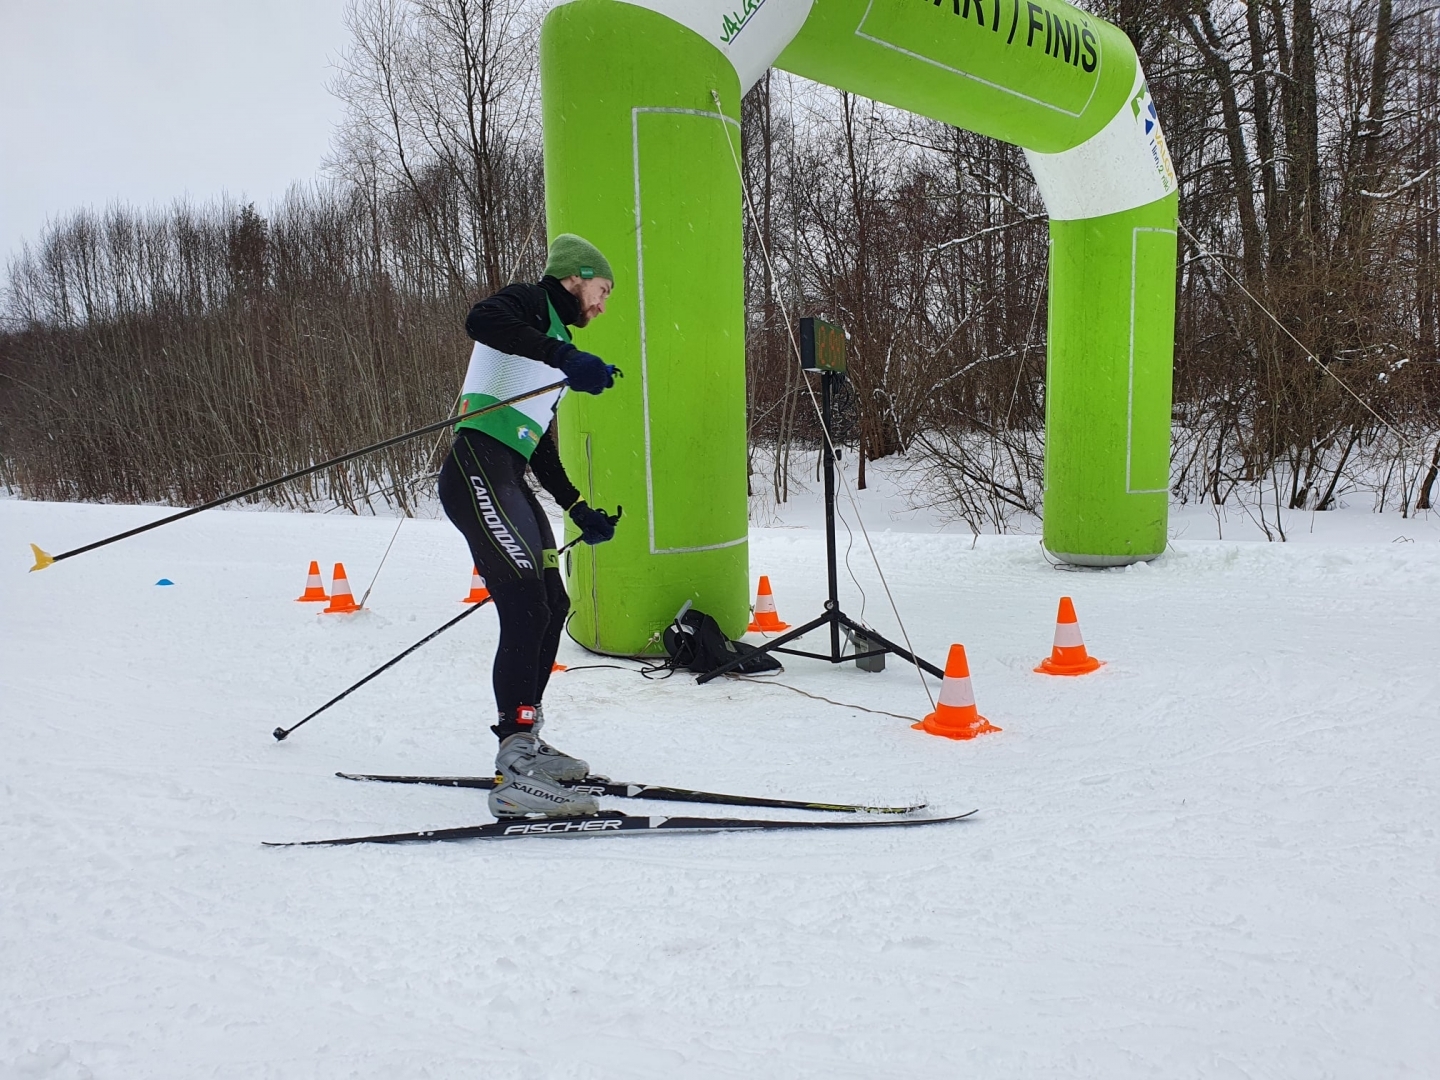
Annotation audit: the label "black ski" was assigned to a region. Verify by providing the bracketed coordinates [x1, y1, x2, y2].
[265, 809, 976, 847]
[336, 771, 925, 816]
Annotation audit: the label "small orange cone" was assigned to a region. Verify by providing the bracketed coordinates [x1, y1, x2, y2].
[747, 575, 791, 632]
[322, 563, 361, 614]
[461, 568, 490, 604]
[1034, 597, 1103, 676]
[913, 644, 1001, 740]
[295, 560, 329, 602]
[551, 662, 567, 673]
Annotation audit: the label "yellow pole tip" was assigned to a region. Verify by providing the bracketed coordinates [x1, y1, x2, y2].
[29, 544, 56, 572]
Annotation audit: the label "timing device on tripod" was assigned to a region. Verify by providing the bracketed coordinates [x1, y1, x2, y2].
[697, 317, 943, 684]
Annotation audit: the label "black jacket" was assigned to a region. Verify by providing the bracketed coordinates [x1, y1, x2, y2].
[463, 276, 583, 511]
[464, 276, 582, 366]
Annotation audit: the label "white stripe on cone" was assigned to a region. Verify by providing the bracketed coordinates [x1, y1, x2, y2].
[937, 675, 977, 709]
[1053, 621, 1085, 648]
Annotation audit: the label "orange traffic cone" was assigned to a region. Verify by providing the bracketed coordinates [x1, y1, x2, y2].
[295, 560, 329, 602]
[461, 568, 489, 604]
[747, 575, 791, 632]
[913, 644, 1001, 740]
[322, 563, 361, 614]
[1034, 597, 1103, 676]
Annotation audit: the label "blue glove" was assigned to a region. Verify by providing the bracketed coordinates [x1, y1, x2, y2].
[554, 343, 620, 395]
[570, 501, 619, 545]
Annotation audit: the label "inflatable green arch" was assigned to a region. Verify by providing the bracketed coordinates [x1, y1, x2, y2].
[545, 0, 1179, 655]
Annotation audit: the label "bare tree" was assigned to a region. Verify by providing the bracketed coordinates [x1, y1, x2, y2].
[3, 0, 1436, 527]
[330, 0, 545, 296]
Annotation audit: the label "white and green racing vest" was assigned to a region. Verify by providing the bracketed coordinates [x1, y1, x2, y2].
[455, 298, 571, 458]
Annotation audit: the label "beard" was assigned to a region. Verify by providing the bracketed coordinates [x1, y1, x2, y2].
[572, 312, 593, 328]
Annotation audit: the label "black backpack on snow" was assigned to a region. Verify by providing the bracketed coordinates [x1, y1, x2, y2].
[660, 605, 782, 678]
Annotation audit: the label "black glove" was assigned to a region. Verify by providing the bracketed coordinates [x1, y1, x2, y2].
[553, 343, 620, 395]
[569, 500, 619, 545]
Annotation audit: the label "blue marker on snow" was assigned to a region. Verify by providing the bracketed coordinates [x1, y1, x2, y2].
[155, 578, 174, 586]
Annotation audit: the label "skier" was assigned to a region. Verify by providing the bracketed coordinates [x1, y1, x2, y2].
[438, 234, 621, 819]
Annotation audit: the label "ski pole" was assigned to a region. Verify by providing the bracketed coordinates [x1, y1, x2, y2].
[28, 380, 569, 572]
[272, 509, 620, 742]
[272, 596, 492, 742]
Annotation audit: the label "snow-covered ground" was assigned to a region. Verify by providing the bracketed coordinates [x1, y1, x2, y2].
[2, 474, 1438, 1078]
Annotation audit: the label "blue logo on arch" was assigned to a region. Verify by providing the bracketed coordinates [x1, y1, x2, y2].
[1132, 83, 1159, 135]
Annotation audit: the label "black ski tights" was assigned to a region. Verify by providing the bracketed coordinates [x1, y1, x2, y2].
[486, 575, 569, 738]
[438, 429, 570, 738]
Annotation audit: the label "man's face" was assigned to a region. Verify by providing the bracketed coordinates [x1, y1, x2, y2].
[566, 276, 612, 327]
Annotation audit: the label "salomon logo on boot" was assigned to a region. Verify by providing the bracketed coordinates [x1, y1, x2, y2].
[490, 732, 599, 819]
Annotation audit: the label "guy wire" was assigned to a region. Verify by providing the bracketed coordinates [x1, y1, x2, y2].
[712, 88, 937, 711]
[357, 392, 459, 609]
[1177, 221, 1409, 445]
[835, 497, 868, 626]
[1001, 260, 1047, 431]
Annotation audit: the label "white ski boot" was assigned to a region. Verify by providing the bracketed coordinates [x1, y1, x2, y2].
[529, 704, 590, 783]
[490, 733, 599, 819]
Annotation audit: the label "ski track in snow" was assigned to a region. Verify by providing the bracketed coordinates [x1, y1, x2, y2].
[2, 495, 1438, 1079]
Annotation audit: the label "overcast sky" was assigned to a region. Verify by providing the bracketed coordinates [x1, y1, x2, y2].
[0, 0, 350, 266]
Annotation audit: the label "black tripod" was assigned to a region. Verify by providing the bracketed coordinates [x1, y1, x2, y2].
[697, 346, 943, 685]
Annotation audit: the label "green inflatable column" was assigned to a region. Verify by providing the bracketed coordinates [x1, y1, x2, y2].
[541, 1, 752, 654]
[1025, 74, 1180, 564]
[1041, 196, 1178, 563]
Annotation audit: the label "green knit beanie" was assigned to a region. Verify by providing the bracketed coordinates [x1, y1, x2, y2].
[544, 233, 614, 284]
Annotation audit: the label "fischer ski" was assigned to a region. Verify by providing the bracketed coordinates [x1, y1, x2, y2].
[265, 809, 976, 847]
[335, 771, 926, 816]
